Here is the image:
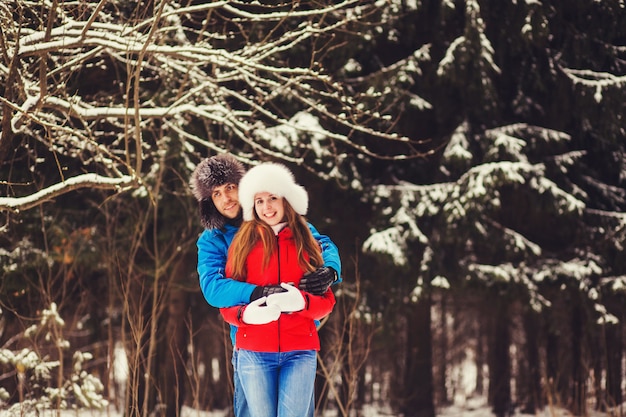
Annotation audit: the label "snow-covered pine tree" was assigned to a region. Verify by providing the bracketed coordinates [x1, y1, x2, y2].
[360, 1, 626, 416]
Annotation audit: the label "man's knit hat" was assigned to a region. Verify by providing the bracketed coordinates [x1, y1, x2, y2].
[238, 163, 308, 221]
[190, 154, 246, 229]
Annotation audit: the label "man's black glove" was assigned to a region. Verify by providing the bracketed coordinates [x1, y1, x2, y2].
[299, 267, 338, 295]
[250, 285, 287, 302]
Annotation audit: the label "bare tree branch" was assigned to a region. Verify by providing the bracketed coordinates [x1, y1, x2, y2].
[1, 0, 432, 211]
[0, 174, 136, 213]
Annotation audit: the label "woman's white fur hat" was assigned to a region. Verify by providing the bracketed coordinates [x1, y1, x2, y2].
[238, 163, 308, 221]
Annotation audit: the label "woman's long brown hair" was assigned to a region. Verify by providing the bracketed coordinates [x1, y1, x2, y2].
[227, 199, 323, 281]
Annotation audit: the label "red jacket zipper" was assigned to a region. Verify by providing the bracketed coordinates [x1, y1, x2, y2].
[276, 234, 281, 353]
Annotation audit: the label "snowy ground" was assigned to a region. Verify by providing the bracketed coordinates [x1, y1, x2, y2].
[25, 399, 614, 417]
[15, 347, 618, 417]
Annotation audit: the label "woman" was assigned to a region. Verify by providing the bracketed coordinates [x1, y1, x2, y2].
[220, 162, 336, 417]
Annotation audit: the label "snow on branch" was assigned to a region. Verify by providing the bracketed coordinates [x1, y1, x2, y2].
[363, 205, 429, 266]
[0, 0, 431, 209]
[449, 161, 585, 221]
[486, 124, 571, 144]
[9, 3, 419, 155]
[561, 67, 626, 102]
[600, 275, 626, 294]
[362, 182, 448, 265]
[585, 208, 626, 220]
[437, 36, 466, 77]
[437, 0, 500, 78]
[362, 226, 410, 266]
[0, 174, 136, 213]
[468, 263, 551, 312]
[222, 0, 364, 21]
[41, 96, 230, 120]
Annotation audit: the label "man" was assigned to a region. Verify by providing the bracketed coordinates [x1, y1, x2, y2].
[190, 154, 340, 417]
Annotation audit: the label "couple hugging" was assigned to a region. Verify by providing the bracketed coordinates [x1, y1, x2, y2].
[191, 154, 341, 417]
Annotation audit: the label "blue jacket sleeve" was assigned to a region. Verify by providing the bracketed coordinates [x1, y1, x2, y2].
[196, 228, 256, 308]
[307, 222, 342, 280]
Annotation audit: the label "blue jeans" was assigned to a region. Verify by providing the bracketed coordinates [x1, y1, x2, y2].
[233, 350, 250, 417]
[236, 349, 317, 417]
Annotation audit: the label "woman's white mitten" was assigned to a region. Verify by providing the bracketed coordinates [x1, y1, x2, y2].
[241, 297, 281, 325]
[266, 283, 305, 313]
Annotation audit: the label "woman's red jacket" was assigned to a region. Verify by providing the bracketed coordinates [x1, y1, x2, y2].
[220, 226, 336, 352]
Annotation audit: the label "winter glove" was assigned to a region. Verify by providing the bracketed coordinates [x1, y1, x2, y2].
[241, 297, 281, 325]
[249, 284, 288, 302]
[266, 283, 305, 313]
[298, 267, 338, 295]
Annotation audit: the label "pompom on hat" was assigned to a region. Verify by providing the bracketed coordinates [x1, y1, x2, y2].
[238, 163, 308, 221]
[190, 154, 246, 229]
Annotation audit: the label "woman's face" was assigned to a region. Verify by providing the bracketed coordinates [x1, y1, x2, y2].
[254, 192, 285, 226]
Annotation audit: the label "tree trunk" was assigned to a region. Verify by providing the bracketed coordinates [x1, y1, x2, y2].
[400, 293, 435, 417]
[545, 316, 559, 406]
[489, 297, 511, 417]
[521, 308, 543, 413]
[475, 318, 486, 397]
[435, 294, 449, 406]
[159, 287, 190, 417]
[570, 304, 586, 416]
[189, 306, 230, 412]
[605, 321, 623, 410]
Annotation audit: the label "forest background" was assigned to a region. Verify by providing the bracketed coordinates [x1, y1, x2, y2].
[1, 1, 625, 417]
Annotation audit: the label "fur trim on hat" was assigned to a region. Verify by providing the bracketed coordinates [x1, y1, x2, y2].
[238, 163, 308, 221]
[190, 154, 246, 229]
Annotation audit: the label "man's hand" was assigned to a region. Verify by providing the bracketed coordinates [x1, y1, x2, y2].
[241, 297, 281, 325]
[298, 267, 337, 295]
[250, 284, 287, 302]
[266, 283, 305, 313]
